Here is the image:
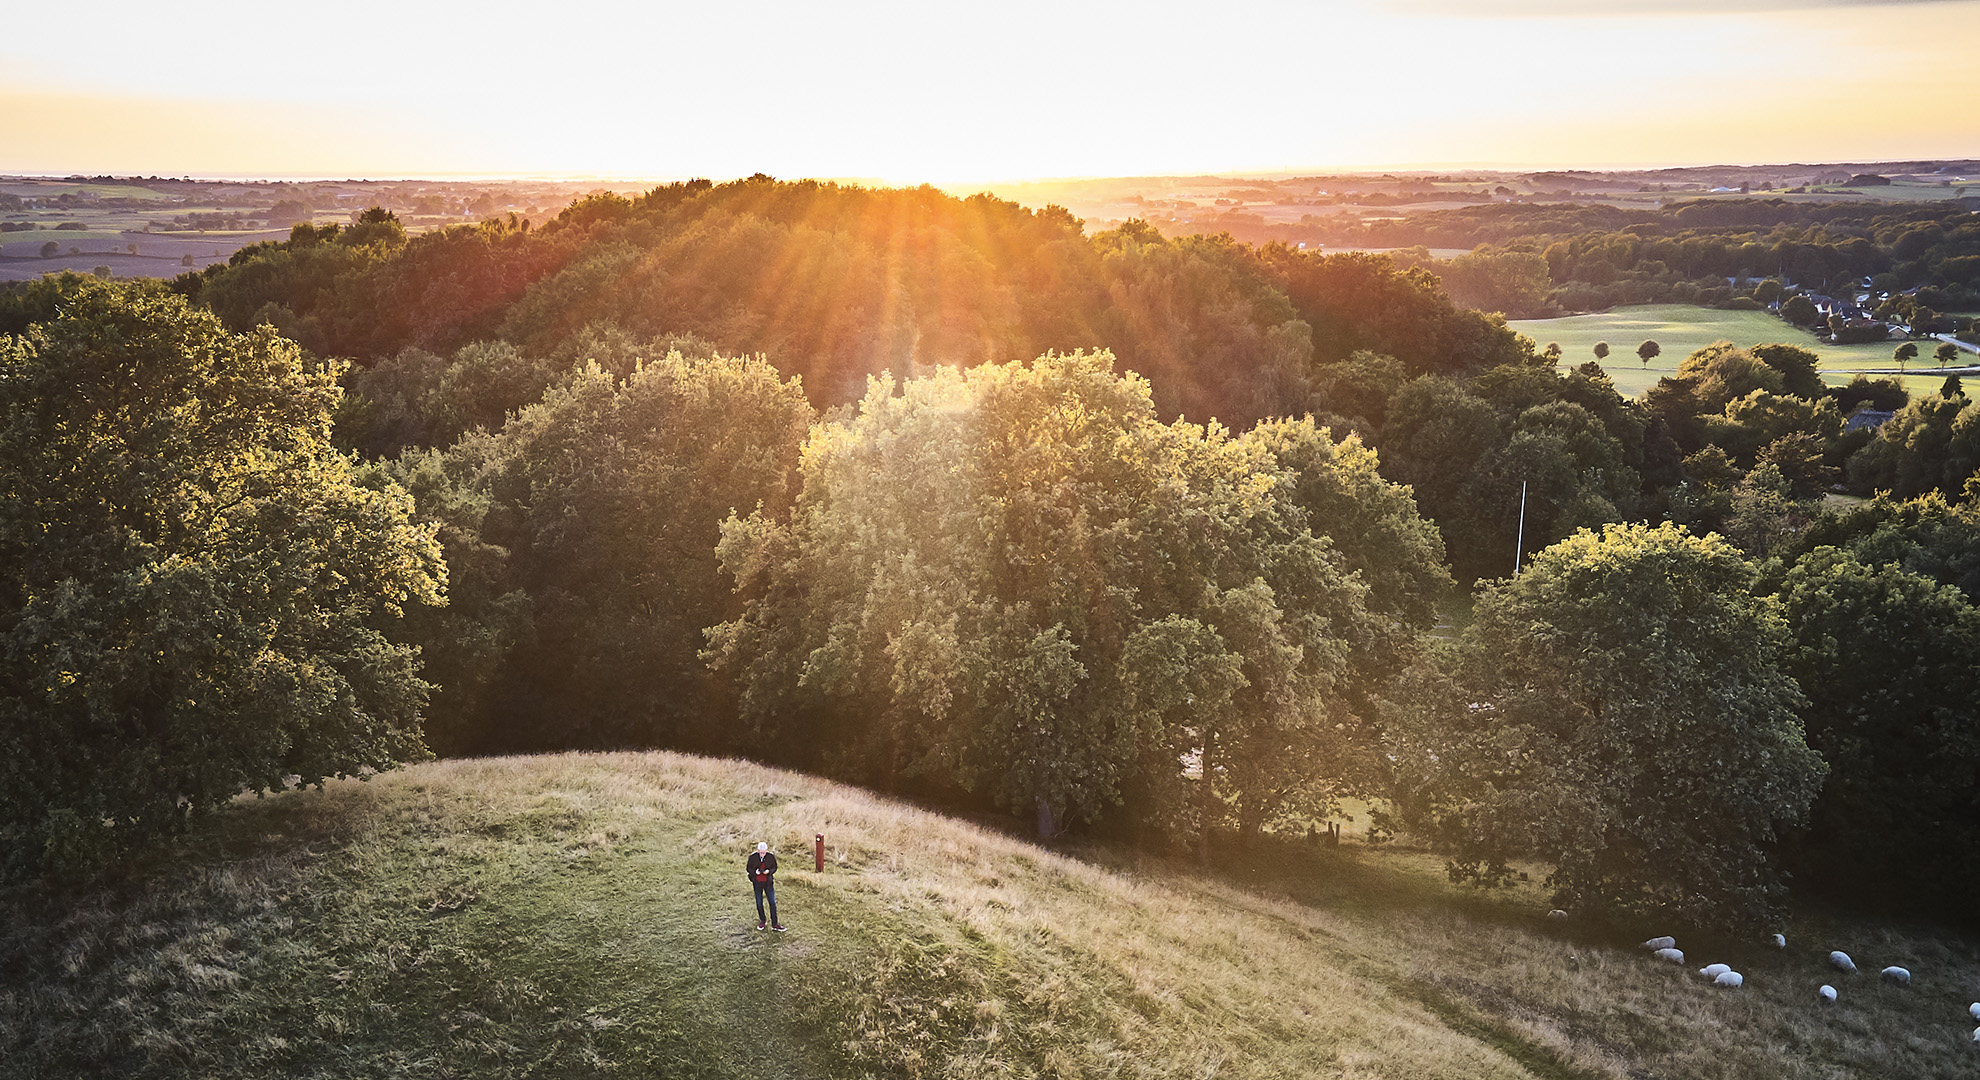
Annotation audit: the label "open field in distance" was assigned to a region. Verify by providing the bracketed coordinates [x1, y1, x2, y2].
[1510, 305, 1970, 399]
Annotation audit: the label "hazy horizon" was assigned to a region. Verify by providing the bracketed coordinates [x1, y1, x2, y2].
[5, 156, 1974, 192]
[5, 0, 1978, 181]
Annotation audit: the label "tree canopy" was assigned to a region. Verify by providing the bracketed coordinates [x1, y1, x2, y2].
[1773, 548, 1980, 914]
[709, 351, 1446, 846]
[393, 348, 814, 755]
[0, 280, 445, 877]
[1386, 523, 1825, 926]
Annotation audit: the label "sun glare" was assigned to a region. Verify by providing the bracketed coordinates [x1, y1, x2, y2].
[3, 0, 1978, 178]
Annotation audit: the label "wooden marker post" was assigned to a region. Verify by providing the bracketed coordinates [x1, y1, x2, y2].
[814, 833, 825, 873]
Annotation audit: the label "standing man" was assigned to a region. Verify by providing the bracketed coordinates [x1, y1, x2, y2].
[747, 841, 785, 931]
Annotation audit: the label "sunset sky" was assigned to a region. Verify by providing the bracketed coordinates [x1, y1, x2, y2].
[3, 0, 1977, 181]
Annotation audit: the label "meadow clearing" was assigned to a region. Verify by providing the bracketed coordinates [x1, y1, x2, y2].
[1510, 304, 1967, 398]
[4, 752, 1976, 1079]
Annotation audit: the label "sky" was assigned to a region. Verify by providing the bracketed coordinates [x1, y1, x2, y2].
[2, 0, 1977, 182]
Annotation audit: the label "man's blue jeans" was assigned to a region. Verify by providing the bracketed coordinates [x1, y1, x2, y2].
[753, 880, 778, 925]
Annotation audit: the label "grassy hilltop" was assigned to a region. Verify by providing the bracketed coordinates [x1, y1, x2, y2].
[3, 753, 1977, 1079]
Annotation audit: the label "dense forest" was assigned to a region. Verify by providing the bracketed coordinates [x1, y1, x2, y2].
[4, 178, 1978, 929]
[1315, 199, 1980, 320]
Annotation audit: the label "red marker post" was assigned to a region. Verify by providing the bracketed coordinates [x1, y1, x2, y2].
[814, 833, 825, 873]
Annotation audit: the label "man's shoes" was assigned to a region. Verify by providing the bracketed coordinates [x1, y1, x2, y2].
[771, 923, 787, 932]
[757, 920, 766, 930]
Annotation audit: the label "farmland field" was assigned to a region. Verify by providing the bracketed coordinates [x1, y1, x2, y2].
[1678, 182, 1980, 206]
[1510, 304, 1963, 398]
[0, 181, 178, 202]
[0, 227, 292, 281]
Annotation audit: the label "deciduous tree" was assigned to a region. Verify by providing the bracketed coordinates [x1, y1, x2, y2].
[0, 280, 445, 877]
[1385, 523, 1824, 927]
[711, 352, 1436, 847]
[1774, 549, 1980, 913]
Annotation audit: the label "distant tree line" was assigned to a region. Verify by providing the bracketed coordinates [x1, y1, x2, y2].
[1320, 200, 1980, 318]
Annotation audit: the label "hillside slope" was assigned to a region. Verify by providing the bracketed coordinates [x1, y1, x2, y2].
[2, 753, 1976, 1079]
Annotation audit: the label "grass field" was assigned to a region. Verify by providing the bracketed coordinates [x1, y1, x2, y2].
[4, 752, 1977, 1079]
[1510, 304, 1960, 398]
[0, 181, 178, 202]
[0, 229, 134, 245]
[1798, 183, 1979, 203]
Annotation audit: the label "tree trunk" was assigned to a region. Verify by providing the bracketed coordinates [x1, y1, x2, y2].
[1035, 794, 1055, 840]
[1198, 733, 1217, 866]
[1238, 790, 1267, 851]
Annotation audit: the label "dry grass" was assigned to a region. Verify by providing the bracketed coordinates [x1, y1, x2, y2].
[3, 752, 1976, 1079]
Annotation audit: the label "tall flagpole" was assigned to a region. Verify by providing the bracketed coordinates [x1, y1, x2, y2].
[1514, 480, 1528, 578]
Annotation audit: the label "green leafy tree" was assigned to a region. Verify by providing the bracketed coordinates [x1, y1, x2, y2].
[1895, 342, 1919, 370]
[1780, 490, 1980, 603]
[1382, 367, 1642, 583]
[1774, 550, 1980, 914]
[711, 352, 1433, 847]
[0, 280, 445, 877]
[1677, 343, 1787, 414]
[1847, 394, 1979, 498]
[1386, 523, 1824, 927]
[1667, 446, 1741, 536]
[38, 240, 58, 259]
[1758, 432, 1839, 499]
[1779, 294, 1819, 327]
[1724, 462, 1804, 557]
[1379, 377, 1509, 581]
[1306, 349, 1405, 438]
[1832, 374, 1908, 415]
[400, 350, 814, 755]
[1936, 341, 1961, 365]
[1637, 339, 1660, 368]
[1747, 343, 1826, 400]
[1592, 341, 1610, 363]
[1707, 389, 1842, 467]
